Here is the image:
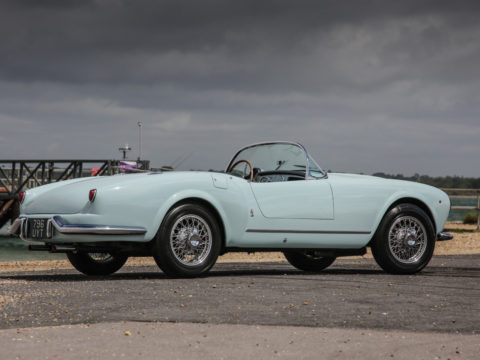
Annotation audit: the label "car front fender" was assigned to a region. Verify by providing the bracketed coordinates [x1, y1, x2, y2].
[371, 188, 450, 236]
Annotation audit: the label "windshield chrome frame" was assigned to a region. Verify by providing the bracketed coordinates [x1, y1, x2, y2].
[225, 141, 327, 180]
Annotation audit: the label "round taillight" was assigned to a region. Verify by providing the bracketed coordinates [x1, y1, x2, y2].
[18, 191, 25, 204]
[89, 189, 97, 202]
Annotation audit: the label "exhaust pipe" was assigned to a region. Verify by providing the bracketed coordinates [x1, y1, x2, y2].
[51, 245, 76, 253]
[28, 244, 52, 252]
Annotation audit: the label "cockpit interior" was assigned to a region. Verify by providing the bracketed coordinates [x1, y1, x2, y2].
[225, 142, 326, 183]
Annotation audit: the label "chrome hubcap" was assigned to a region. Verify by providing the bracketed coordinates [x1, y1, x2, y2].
[170, 215, 212, 266]
[388, 216, 427, 264]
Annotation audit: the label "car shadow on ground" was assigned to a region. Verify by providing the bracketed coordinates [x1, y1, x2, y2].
[0, 267, 396, 283]
[3, 257, 479, 283]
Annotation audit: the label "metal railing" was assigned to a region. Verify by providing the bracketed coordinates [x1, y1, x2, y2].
[0, 159, 150, 198]
[0, 159, 150, 228]
[441, 188, 480, 230]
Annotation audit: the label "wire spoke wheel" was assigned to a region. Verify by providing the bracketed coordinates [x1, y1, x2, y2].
[170, 215, 212, 267]
[283, 251, 336, 272]
[67, 252, 128, 276]
[388, 216, 427, 264]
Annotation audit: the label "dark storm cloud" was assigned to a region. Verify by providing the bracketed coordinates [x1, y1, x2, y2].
[2, 0, 479, 87]
[0, 1, 479, 176]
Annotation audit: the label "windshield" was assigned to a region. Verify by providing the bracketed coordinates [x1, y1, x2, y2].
[307, 155, 325, 178]
[227, 142, 326, 179]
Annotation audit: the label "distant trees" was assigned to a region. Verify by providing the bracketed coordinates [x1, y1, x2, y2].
[372, 173, 480, 189]
[189, 169, 480, 190]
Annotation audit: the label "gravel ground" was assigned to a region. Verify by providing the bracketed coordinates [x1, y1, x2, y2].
[1, 256, 479, 333]
[1, 254, 480, 360]
[1, 250, 480, 358]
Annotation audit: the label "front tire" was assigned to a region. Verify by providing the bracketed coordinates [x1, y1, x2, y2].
[67, 252, 128, 276]
[371, 204, 435, 274]
[152, 204, 221, 278]
[283, 251, 336, 271]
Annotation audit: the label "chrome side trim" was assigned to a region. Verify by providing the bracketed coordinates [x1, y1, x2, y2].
[437, 232, 453, 241]
[51, 215, 147, 235]
[245, 229, 371, 235]
[225, 141, 327, 180]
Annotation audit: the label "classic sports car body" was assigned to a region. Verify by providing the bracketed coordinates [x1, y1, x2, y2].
[9, 141, 453, 278]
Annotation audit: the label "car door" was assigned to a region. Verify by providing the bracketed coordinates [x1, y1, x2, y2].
[250, 180, 334, 220]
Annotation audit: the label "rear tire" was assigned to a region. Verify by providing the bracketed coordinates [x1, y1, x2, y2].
[371, 204, 435, 274]
[67, 252, 128, 276]
[283, 251, 336, 272]
[152, 204, 221, 278]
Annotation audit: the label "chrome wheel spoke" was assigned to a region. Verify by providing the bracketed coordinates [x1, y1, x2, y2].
[388, 216, 427, 264]
[89, 253, 112, 262]
[170, 215, 212, 267]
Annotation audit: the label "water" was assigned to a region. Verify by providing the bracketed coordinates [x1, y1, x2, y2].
[449, 197, 478, 222]
[0, 223, 66, 262]
[0, 197, 477, 262]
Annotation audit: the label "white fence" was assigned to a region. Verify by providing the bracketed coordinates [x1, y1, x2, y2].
[441, 188, 480, 230]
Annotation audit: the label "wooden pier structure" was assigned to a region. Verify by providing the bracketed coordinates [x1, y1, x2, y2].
[0, 159, 150, 229]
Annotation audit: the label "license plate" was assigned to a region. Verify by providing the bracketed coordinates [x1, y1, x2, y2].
[29, 218, 48, 239]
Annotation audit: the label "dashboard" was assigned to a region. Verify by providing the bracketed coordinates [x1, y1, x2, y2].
[252, 170, 304, 183]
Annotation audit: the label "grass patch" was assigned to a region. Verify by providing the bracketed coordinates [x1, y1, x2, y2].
[444, 229, 467, 234]
[463, 212, 478, 224]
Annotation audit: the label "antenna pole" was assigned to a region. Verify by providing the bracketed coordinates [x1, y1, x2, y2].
[138, 122, 142, 160]
[119, 144, 131, 160]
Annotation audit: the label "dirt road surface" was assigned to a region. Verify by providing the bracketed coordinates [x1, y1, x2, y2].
[1, 255, 479, 359]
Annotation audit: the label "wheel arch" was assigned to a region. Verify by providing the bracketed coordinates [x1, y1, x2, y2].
[368, 197, 437, 246]
[387, 197, 436, 231]
[157, 196, 228, 251]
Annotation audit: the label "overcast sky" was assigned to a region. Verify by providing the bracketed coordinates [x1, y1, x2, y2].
[0, 0, 479, 176]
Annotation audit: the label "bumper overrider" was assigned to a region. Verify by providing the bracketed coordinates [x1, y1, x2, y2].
[437, 232, 453, 241]
[7, 215, 147, 241]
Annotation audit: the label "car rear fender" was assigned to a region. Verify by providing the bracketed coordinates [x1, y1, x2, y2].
[20, 177, 95, 211]
[152, 189, 231, 242]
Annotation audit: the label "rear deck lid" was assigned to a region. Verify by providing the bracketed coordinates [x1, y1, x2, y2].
[24, 175, 141, 214]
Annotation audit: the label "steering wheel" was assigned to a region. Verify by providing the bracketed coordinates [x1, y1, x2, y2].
[228, 160, 253, 181]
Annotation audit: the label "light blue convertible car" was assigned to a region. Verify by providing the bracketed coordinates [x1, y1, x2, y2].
[8, 141, 453, 278]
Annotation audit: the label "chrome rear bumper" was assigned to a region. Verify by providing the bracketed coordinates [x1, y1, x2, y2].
[8, 215, 147, 240]
[437, 232, 454, 241]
